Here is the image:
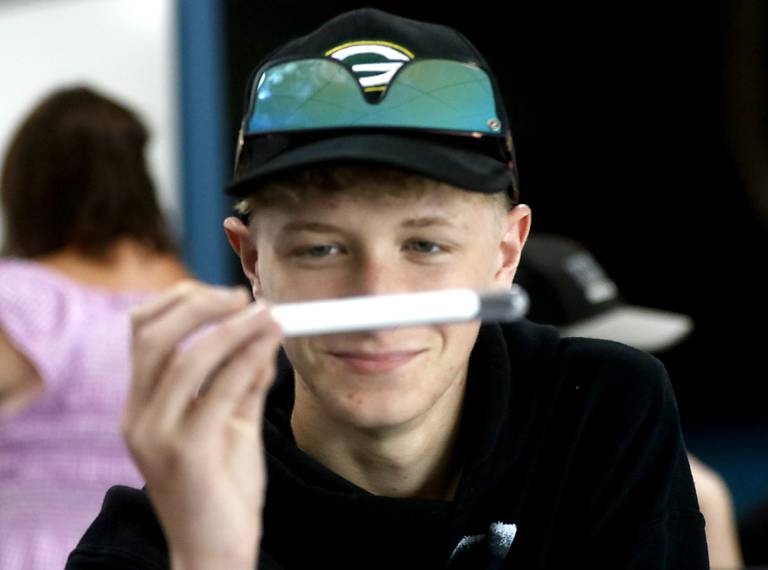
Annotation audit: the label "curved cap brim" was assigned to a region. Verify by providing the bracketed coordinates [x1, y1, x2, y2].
[226, 133, 513, 197]
[560, 305, 693, 353]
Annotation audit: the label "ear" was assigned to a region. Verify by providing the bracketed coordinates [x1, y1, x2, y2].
[494, 204, 532, 288]
[223, 216, 263, 296]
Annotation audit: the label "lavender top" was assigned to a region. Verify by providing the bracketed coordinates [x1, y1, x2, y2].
[0, 258, 155, 569]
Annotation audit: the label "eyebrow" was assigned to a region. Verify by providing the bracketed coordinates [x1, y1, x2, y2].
[278, 216, 458, 235]
[279, 221, 342, 234]
[400, 216, 458, 229]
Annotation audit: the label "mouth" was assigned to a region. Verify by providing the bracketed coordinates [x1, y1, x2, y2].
[327, 349, 426, 374]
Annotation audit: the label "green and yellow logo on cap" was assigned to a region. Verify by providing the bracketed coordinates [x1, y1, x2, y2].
[325, 41, 414, 94]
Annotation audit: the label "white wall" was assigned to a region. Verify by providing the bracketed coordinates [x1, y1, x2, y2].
[0, 0, 179, 245]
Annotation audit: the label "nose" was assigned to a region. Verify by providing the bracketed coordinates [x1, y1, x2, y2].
[338, 256, 425, 342]
[350, 252, 407, 297]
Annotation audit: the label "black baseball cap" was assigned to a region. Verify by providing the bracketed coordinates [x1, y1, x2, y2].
[226, 8, 518, 199]
[515, 234, 693, 353]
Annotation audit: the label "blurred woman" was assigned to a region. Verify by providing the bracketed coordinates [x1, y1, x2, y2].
[0, 86, 191, 569]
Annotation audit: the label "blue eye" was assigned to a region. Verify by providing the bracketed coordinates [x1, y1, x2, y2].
[296, 244, 340, 257]
[407, 240, 443, 254]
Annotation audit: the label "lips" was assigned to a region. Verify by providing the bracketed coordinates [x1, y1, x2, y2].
[328, 349, 425, 373]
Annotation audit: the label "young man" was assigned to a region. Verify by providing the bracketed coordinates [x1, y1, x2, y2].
[67, 8, 708, 569]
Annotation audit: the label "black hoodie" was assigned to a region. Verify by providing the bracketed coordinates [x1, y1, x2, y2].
[66, 320, 708, 569]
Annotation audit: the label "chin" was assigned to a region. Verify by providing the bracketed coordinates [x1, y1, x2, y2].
[329, 391, 430, 433]
[288, 334, 471, 432]
[324, 363, 459, 433]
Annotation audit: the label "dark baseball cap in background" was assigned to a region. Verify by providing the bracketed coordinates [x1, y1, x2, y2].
[515, 233, 692, 353]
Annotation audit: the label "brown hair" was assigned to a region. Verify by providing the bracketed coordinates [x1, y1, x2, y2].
[234, 163, 515, 221]
[1, 86, 176, 259]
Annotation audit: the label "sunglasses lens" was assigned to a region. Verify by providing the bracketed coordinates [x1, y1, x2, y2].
[248, 60, 367, 134]
[245, 59, 502, 137]
[368, 60, 500, 134]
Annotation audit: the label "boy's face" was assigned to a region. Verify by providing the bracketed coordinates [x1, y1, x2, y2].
[226, 182, 530, 432]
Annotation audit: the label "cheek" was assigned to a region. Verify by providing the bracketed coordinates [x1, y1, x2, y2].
[439, 321, 480, 352]
[281, 337, 320, 370]
[455, 250, 501, 290]
[260, 257, 352, 303]
[438, 321, 481, 361]
[481, 238, 508, 284]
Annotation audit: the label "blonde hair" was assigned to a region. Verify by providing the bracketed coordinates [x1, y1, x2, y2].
[234, 163, 514, 220]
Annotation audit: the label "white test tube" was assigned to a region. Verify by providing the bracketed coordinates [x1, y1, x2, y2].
[269, 285, 529, 337]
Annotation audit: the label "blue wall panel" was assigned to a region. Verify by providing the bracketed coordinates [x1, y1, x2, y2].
[178, 0, 233, 285]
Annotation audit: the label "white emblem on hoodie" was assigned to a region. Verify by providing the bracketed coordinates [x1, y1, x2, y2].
[449, 521, 518, 562]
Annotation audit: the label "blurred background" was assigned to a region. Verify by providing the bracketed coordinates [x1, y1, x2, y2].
[1, 0, 766, 521]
